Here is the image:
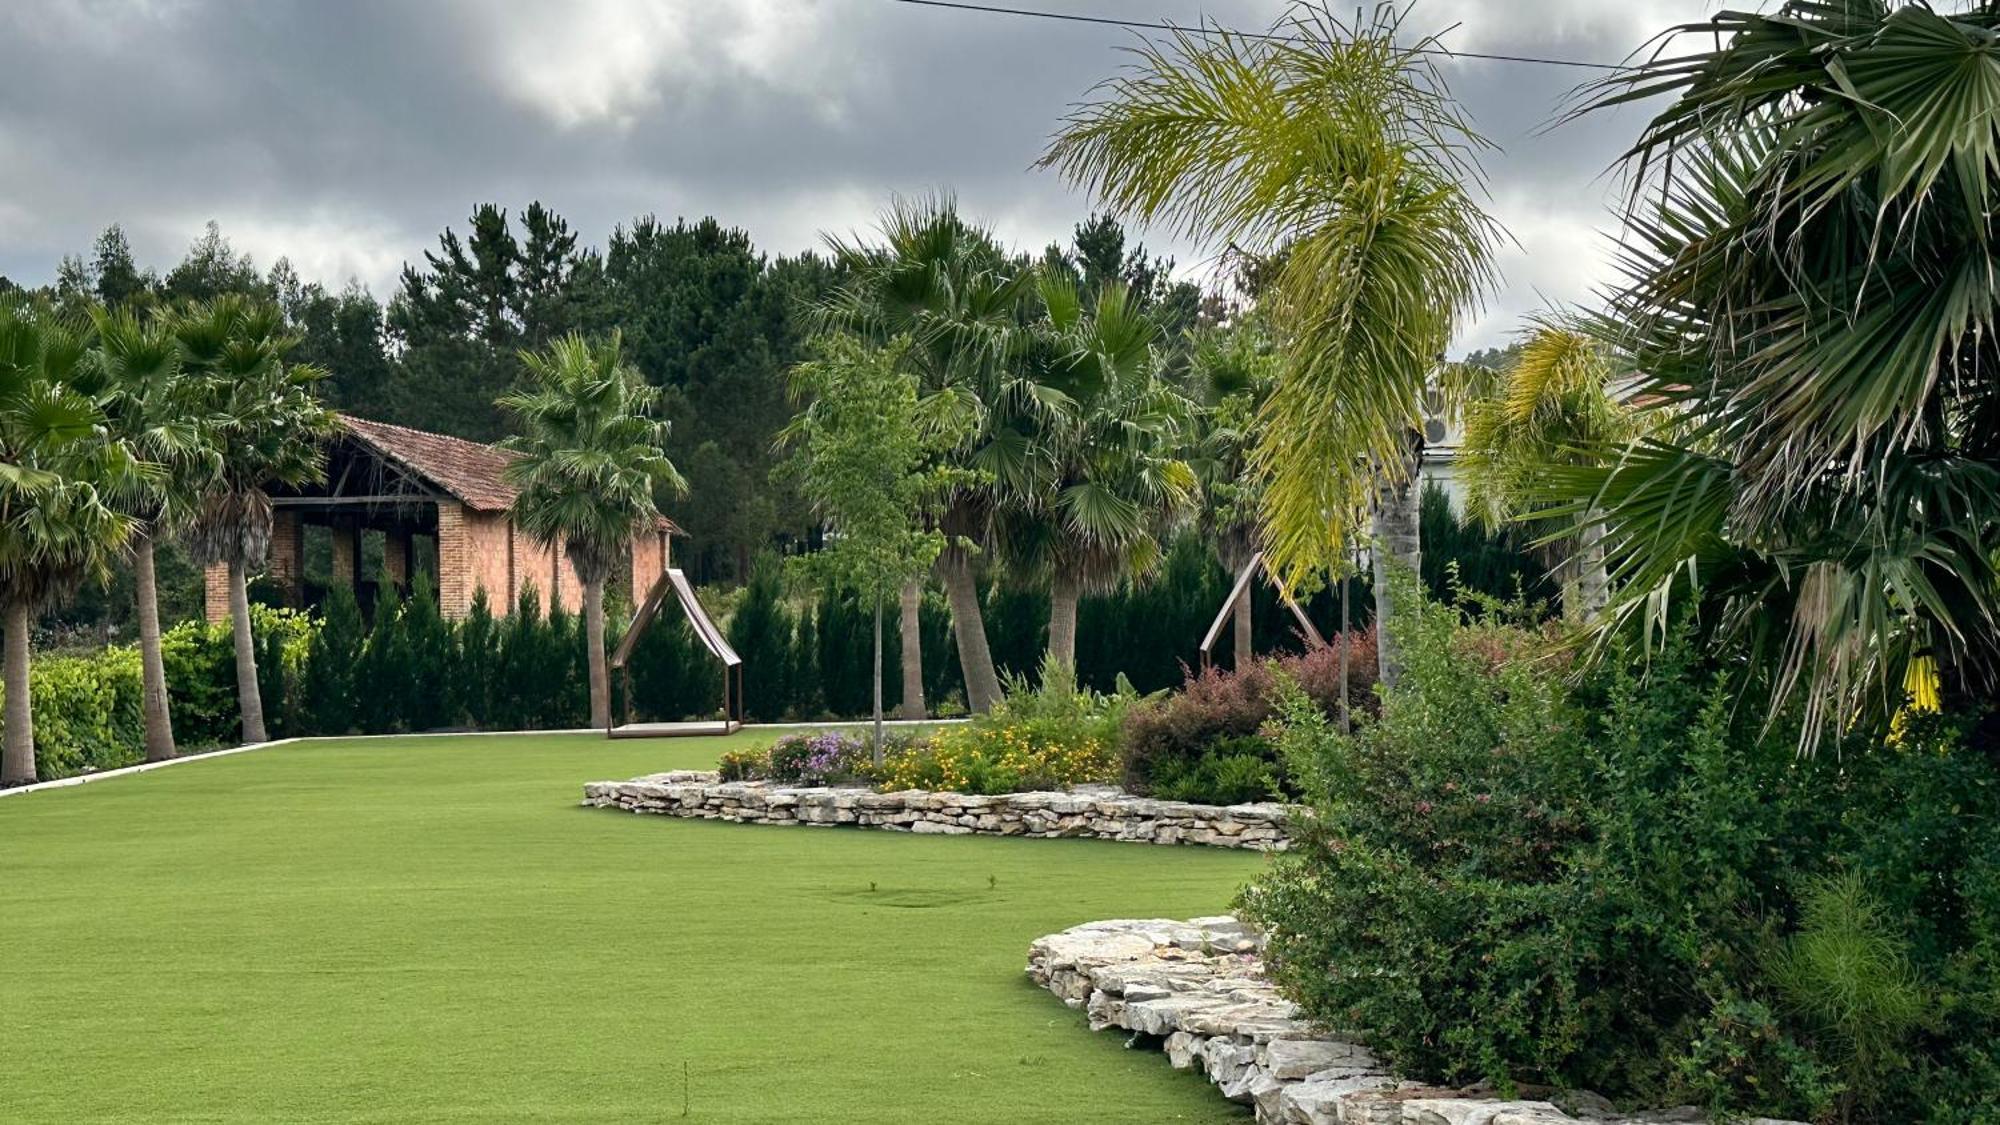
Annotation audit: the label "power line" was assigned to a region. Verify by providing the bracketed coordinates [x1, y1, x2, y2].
[882, 0, 1629, 72]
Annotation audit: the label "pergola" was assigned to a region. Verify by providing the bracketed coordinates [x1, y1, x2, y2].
[203, 415, 679, 622]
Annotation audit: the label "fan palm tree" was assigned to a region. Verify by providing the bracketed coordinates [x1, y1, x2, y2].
[1041, 1, 1500, 686]
[0, 308, 145, 785]
[816, 196, 1041, 712]
[1568, 0, 2000, 748]
[84, 308, 220, 760]
[499, 332, 685, 730]
[1012, 277, 1197, 667]
[1444, 319, 1639, 621]
[172, 296, 335, 746]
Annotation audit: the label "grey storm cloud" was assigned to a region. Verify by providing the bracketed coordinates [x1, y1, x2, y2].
[0, 0, 1719, 350]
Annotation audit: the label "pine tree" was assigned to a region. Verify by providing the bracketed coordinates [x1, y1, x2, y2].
[304, 584, 364, 735]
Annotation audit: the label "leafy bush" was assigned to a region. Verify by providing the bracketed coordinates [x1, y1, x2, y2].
[765, 731, 869, 786]
[716, 748, 767, 782]
[1120, 635, 1377, 802]
[875, 664, 1128, 794]
[9, 648, 145, 780]
[1237, 576, 2000, 1123]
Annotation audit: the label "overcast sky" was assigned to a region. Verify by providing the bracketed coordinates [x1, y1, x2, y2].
[0, 0, 1719, 352]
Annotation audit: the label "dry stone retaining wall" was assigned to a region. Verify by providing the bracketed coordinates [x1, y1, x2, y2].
[581, 771, 1290, 850]
[1028, 916, 1806, 1125]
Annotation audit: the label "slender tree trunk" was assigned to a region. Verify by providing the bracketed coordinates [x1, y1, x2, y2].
[134, 535, 176, 761]
[1370, 453, 1423, 690]
[937, 553, 1002, 713]
[1339, 565, 1351, 736]
[872, 594, 885, 763]
[2, 601, 36, 786]
[228, 560, 268, 745]
[1576, 510, 1609, 622]
[1232, 588, 1254, 670]
[897, 578, 926, 721]
[1047, 572, 1081, 670]
[585, 577, 610, 729]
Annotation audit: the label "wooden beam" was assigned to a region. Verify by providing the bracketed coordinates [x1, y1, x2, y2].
[272, 494, 440, 508]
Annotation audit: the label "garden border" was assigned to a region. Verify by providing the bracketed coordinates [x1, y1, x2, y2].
[582, 770, 1293, 849]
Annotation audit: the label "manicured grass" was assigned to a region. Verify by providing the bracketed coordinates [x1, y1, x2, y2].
[0, 733, 1265, 1123]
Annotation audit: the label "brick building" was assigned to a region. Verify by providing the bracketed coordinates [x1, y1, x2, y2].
[203, 415, 678, 623]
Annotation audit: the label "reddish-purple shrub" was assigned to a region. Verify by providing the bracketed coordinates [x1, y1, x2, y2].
[1121, 631, 1380, 796]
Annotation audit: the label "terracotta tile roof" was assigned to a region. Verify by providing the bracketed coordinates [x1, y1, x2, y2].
[338, 414, 682, 533]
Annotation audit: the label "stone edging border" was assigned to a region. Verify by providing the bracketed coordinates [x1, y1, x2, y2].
[581, 771, 1293, 850]
[1027, 916, 1806, 1125]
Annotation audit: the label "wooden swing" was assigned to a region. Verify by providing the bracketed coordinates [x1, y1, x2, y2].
[606, 568, 744, 738]
[1198, 551, 1327, 671]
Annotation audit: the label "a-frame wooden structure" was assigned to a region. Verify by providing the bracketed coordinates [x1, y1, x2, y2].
[1199, 551, 1327, 671]
[607, 568, 744, 738]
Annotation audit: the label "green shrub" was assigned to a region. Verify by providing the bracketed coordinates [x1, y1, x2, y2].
[1237, 575, 2000, 1123]
[10, 648, 145, 780]
[874, 663, 1130, 794]
[303, 584, 364, 735]
[1120, 636, 1377, 802]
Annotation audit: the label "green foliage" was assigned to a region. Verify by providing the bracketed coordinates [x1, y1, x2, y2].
[1238, 576, 2000, 1121]
[1573, 1, 2000, 745]
[3, 648, 144, 780]
[356, 585, 413, 734]
[875, 663, 1132, 795]
[725, 558, 797, 722]
[1145, 735, 1283, 805]
[304, 584, 364, 735]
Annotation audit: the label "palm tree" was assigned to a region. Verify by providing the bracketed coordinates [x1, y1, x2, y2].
[0, 308, 144, 785]
[1570, 0, 2000, 747]
[1013, 277, 1197, 667]
[171, 296, 335, 746]
[84, 307, 219, 760]
[1443, 320, 1637, 621]
[816, 196, 1041, 712]
[1042, 2, 1499, 686]
[499, 332, 685, 730]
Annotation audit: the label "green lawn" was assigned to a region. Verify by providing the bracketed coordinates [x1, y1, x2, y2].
[0, 733, 1265, 1123]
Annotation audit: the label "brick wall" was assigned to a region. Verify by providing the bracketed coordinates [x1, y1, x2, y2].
[203, 562, 229, 624]
[437, 501, 512, 618]
[630, 530, 670, 603]
[268, 510, 304, 606]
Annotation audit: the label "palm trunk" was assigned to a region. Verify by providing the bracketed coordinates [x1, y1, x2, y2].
[228, 560, 268, 745]
[135, 535, 176, 761]
[872, 594, 885, 763]
[1576, 511, 1609, 622]
[585, 577, 610, 729]
[938, 552, 1002, 713]
[1047, 573, 1080, 670]
[2, 601, 36, 786]
[1338, 566, 1351, 736]
[897, 578, 926, 721]
[1370, 455, 1423, 691]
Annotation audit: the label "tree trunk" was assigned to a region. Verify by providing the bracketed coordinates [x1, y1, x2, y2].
[1370, 456, 1423, 691]
[937, 553, 1002, 713]
[135, 535, 177, 761]
[2, 601, 36, 786]
[897, 578, 926, 721]
[872, 594, 885, 763]
[585, 577, 610, 729]
[1047, 573, 1080, 670]
[1576, 511, 1609, 622]
[228, 560, 268, 745]
[1338, 566, 1351, 736]
[1232, 587, 1254, 670]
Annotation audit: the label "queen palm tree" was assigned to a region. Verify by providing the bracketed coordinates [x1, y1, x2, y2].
[1569, 0, 2000, 747]
[172, 296, 335, 746]
[1013, 277, 1197, 667]
[0, 308, 145, 785]
[84, 308, 219, 760]
[1042, 2, 1499, 685]
[816, 196, 1041, 712]
[1444, 319, 1638, 621]
[499, 332, 685, 730]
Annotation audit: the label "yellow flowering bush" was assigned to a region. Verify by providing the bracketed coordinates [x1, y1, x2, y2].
[875, 662, 1132, 794]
